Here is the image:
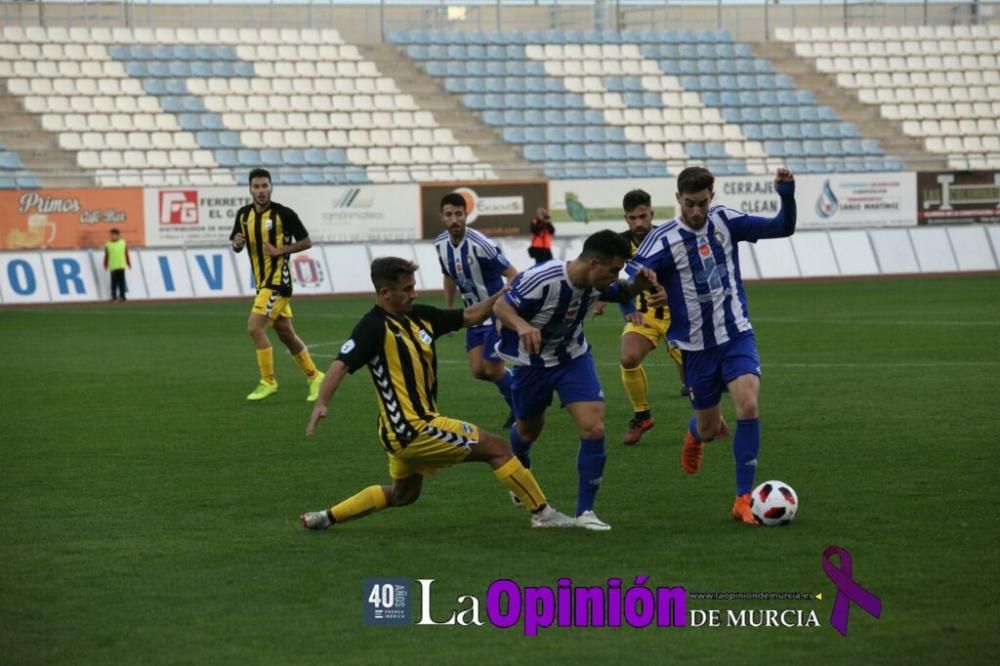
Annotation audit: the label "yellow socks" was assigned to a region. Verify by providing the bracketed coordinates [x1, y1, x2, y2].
[293, 348, 319, 380]
[331, 485, 389, 523]
[256, 347, 275, 384]
[620, 364, 649, 413]
[494, 457, 545, 511]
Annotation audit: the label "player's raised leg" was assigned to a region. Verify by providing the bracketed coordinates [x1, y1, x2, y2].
[468, 333, 515, 427]
[301, 477, 414, 529]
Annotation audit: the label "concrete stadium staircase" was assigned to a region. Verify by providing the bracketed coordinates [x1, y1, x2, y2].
[0, 79, 93, 187]
[751, 40, 947, 171]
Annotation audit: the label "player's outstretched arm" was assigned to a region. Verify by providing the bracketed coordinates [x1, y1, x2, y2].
[752, 168, 797, 240]
[305, 360, 350, 438]
[463, 289, 505, 327]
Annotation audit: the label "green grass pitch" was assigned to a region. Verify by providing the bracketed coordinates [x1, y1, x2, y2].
[2, 275, 998, 664]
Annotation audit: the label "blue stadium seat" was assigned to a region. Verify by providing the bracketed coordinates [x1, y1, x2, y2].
[774, 74, 794, 90]
[781, 123, 803, 140]
[720, 107, 741, 123]
[0, 152, 24, 169]
[761, 124, 782, 140]
[0, 175, 16, 189]
[233, 62, 254, 77]
[260, 148, 281, 164]
[468, 44, 487, 60]
[544, 78, 566, 93]
[219, 131, 241, 149]
[817, 106, 839, 122]
[424, 62, 446, 77]
[802, 139, 824, 157]
[107, 45, 129, 60]
[798, 106, 820, 122]
[124, 61, 147, 77]
[408, 30, 430, 45]
[822, 139, 846, 157]
[503, 127, 526, 144]
[484, 78, 504, 94]
[134, 45, 156, 60]
[406, 45, 428, 60]
[523, 127, 544, 143]
[685, 143, 708, 160]
[192, 45, 214, 61]
[799, 123, 822, 139]
[196, 131, 222, 149]
[427, 45, 447, 60]
[191, 61, 212, 77]
[523, 145, 545, 161]
[304, 149, 326, 166]
[504, 60, 525, 76]
[701, 91, 721, 107]
[444, 80, 466, 93]
[169, 61, 192, 78]
[215, 150, 239, 167]
[182, 97, 206, 112]
[795, 90, 816, 105]
[565, 144, 586, 161]
[734, 60, 756, 75]
[606, 144, 628, 161]
[705, 142, 727, 159]
[543, 144, 566, 161]
[498, 110, 523, 126]
[463, 94, 485, 110]
[446, 45, 466, 60]
[524, 109, 545, 125]
[524, 61, 546, 76]
[324, 148, 349, 165]
[177, 113, 201, 130]
[697, 59, 718, 75]
[742, 124, 764, 141]
[842, 139, 864, 156]
[717, 60, 737, 75]
[624, 144, 647, 160]
[741, 107, 763, 123]
[838, 122, 860, 138]
[565, 126, 585, 143]
[550, 127, 572, 143]
[543, 164, 567, 179]
[148, 61, 170, 77]
[783, 140, 805, 157]
[861, 139, 883, 156]
[302, 170, 324, 186]
[584, 144, 608, 161]
[485, 61, 506, 76]
[779, 107, 800, 122]
[763, 140, 785, 157]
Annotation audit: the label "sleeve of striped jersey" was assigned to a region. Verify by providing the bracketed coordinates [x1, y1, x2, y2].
[723, 201, 796, 243]
[504, 271, 543, 313]
[412, 304, 464, 338]
[281, 207, 309, 240]
[336, 313, 384, 373]
[229, 209, 243, 241]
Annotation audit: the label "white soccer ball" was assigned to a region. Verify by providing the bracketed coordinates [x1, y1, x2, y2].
[750, 480, 799, 526]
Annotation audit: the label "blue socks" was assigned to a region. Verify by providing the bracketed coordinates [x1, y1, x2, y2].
[577, 437, 607, 516]
[733, 418, 760, 496]
[688, 415, 701, 441]
[510, 425, 533, 469]
[495, 369, 514, 408]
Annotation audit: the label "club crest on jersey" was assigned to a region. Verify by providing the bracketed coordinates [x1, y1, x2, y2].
[419, 330, 433, 345]
[341, 339, 356, 354]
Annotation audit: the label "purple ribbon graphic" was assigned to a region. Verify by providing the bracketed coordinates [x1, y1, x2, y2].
[823, 545, 882, 636]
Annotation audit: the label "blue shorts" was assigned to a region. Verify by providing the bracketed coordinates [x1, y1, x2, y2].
[466, 324, 502, 363]
[684, 330, 761, 410]
[510, 350, 604, 420]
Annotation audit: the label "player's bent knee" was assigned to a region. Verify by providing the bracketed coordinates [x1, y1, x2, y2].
[579, 422, 606, 440]
[620, 354, 642, 370]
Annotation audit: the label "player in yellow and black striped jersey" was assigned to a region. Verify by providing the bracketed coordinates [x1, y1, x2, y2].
[300, 257, 576, 531]
[230, 168, 324, 402]
[595, 189, 688, 445]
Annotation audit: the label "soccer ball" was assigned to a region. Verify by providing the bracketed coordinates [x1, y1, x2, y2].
[750, 480, 799, 526]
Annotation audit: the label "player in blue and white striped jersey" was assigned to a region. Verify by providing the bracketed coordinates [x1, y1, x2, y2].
[434, 193, 519, 426]
[494, 230, 663, 531]
[627, 166, 797, 525]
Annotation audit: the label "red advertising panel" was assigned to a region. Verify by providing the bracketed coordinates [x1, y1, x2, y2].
[0, 188, 145, 249]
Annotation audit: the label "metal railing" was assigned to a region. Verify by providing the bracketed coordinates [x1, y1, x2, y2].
[2, 1, 997, 43]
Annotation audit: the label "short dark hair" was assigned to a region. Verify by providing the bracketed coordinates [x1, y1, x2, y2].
[677, 167, 714, 195]
[579, 229, 630, 263]
[371, 257, 418, 290]
[248, 168, 271, 185]
[109, 228, 120, 235]
[440, 192, 466, 211]
[623, 189, 651, 213]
